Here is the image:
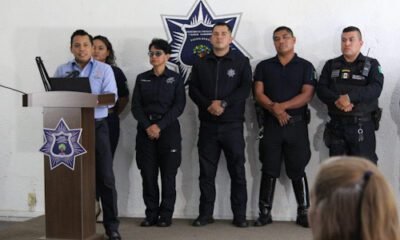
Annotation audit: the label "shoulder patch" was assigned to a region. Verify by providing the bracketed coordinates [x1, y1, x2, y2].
[378, 66, 383, 74]
[313, 70, 318, 80]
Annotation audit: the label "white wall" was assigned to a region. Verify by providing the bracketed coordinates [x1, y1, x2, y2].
[1, 0, 399, 221]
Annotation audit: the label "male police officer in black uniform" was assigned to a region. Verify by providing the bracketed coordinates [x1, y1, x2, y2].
[317, 26, 383, 164]
[189, 22, 252, 228]
[253, 26, 316, 228]
[132, 39, 186, 227]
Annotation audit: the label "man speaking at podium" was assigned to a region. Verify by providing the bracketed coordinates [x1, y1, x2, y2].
[54, 29, 121, 240]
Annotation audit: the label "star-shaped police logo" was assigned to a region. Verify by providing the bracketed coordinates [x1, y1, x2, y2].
[227, 68, 236, 78]
[39, 118, 86, 171]
[162, 0, 251, 83]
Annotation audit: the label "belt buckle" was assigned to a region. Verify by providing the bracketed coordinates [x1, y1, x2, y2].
[149, 114, 159, 121]
[288, 115, 302, 124]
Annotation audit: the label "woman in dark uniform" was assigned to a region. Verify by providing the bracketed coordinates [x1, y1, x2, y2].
[93, 35, 129, 157]
[93, 35, 130, 222]
[132, 38, 186, 227]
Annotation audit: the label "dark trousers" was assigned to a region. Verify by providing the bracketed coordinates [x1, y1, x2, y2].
[327, 120, 377, 163]
[197, 121, 247, 221]
[95, 120, 119, 232]
[107, 112, 120, 157]
[135, 121, 182, 220]
[259, 117, 311, 179]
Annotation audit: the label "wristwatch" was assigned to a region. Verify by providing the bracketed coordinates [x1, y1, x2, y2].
[221, 100, 228, 108]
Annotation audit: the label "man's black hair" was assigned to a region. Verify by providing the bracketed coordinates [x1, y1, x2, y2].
[212, 22, 232, 33]
[70, 29, 93, 47]
[342, 26, 362, 40]
[273, 26, 294, 37]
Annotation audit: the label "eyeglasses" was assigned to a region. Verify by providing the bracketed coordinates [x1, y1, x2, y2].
[148, 51, 164, 57]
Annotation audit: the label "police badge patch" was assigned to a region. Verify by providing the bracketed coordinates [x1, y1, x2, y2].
[227, 68, 236, 78]
[39, 118, 87, 170]
[166, 77, 176, 84]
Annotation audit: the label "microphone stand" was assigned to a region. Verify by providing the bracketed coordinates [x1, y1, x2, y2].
[0, 83, 27, 94]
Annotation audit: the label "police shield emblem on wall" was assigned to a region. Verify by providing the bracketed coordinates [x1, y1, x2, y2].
[39, 118, 87, 170]
[162, 0, 251, 84]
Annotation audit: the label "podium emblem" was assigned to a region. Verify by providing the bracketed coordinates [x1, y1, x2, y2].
[39, 118, 87, 170]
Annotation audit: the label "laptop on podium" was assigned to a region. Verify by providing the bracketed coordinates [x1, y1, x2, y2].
[36, 56, 91, 93]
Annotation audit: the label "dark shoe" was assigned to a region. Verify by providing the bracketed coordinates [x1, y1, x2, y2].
[232, 219, 248, 228]
[192, 216, 215, 227]
[106, 230, 121, 240]
[296, 208, 309, 228]
[254, 213, 272, 226]
[140, 218, 157, 227]
[157, 217, 172, 227]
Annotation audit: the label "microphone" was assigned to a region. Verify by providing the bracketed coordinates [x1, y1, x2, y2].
[0, 83, 27, 94]
[65, 70, 80, 78]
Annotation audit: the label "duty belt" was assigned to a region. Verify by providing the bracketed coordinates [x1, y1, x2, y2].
[148, 114, 163, 121]
[330, 115, 372, 124]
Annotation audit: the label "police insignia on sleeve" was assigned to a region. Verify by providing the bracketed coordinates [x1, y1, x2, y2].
[378, 66, 383, 74]
[39, 118, 87, 170]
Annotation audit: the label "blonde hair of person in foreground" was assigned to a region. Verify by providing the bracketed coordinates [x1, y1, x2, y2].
[308, 156, 400, 240]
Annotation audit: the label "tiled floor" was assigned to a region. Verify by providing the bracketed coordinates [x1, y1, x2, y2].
[0, 216, 312, 240]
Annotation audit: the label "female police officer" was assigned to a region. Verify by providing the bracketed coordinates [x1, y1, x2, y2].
[132, 38, 185, 227]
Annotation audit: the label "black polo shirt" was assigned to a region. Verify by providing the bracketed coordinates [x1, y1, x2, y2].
[254, 54, 316, 116]
[111, 66, 129, 111]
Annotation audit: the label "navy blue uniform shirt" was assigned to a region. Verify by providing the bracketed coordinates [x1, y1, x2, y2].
[112, 66, 129, 97]
[132, 68, 186, 130]
[111, 66, 129, 111]
[189, 50, 252, 123]
[254, 54, 316, 116]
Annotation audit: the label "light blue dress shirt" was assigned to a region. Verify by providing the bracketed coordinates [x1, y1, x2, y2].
[54, 58, 118, 119]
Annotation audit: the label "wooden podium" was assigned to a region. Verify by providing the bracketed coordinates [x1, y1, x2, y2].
[23, 91, 115, 240]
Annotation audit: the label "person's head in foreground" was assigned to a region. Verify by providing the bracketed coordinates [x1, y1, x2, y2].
[308, 156, 400, 240]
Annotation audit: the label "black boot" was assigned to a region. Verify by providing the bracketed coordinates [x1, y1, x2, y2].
[292, 175, 310, 228]
[254, 174, 276, 226]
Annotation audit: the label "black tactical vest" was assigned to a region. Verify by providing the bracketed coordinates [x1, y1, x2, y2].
[328, 57, 378, 116]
